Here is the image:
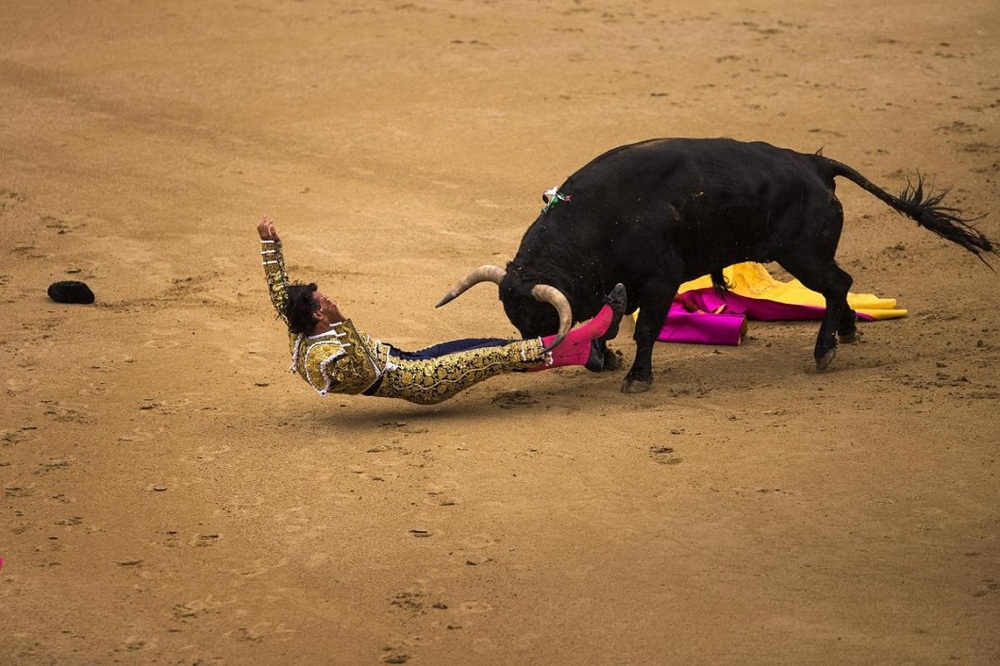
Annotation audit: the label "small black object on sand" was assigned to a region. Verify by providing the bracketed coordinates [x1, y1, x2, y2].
[47, 280, 95, 304]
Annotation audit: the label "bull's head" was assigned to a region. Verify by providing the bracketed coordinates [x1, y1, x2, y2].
[436, 264, 573, 352]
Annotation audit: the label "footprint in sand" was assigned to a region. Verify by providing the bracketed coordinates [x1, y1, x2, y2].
[424, 478, 461, 506]
[179, 444, 232, 464]
[35, 457, 73, 475]
[232, 557, 290, 578]
[457, 601, 494, 614]
[302, 551, 333, 568]
[214, 495, 266, 516]
[353, 470, 400, 483]
[141, 337, 183, 350]
[649, 445, 682, 465]
[157, 476, 207, 489]
[115, 636, 157, 653]
[173, 594, 238, 619]
[117, 426, 165, 442]
[269, 506, 329, 545]
[4, 482, 37, 498]
[189, 533, 221, 547]
[460, 533, 496, 550]
[160, 529, 181, 548]
[224, 622, 296, 643]
[423, 493, 459, 506]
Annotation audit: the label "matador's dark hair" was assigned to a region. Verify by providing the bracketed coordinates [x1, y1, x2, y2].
[285, 282, 320, 335]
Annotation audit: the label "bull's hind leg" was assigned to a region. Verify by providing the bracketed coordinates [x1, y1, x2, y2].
[837, 302, 860, 344]
[778, 257, 854, 371]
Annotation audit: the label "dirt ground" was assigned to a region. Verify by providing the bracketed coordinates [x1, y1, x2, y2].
[2, 0, 999, 663]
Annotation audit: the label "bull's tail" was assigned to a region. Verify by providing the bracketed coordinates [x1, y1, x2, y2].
[710, 269, 730, 295]
[825, 158, 996, 266]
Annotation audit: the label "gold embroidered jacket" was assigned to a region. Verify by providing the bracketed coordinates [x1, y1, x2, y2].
[262, 239, 387, 396]
[261, 239, 545, 404]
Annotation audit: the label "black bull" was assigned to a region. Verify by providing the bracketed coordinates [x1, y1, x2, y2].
[437, 137, 996, 393]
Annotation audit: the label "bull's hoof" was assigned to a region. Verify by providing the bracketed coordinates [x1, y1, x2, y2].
[815, 347, 837, 371]
[602, 348, 623, 372]
[839, 328, 862, 344]
[621, 377, 652, 393]
[584, 340, 605, 372]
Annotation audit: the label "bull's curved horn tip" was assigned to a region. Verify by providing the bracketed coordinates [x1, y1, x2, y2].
[530, 283, 573, 351]
[540, 335, 566, 355]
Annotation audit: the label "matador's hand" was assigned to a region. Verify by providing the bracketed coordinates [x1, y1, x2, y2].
[257, 215, 280, 242]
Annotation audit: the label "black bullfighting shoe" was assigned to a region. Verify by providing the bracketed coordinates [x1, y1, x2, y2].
[584, 283, 627, 371]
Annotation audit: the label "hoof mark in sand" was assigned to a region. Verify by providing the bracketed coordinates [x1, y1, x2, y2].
[118, 427, 165, 442]
[4, 483, 36, 498]
[224, 622, 296, 642]
[649, 446, 682, 465]
[36, 458, 73, 474]
[179, 444, 232, 464]
[973, 579, 1000, 598]
[424, 493, 458, 506]
[116, 636, 156, 653]
[174, 594, 237, 619]
[460, 533, 495, 549]
[458, 600, 493, 614]
[234, 557, 290, 578]
[190, 533, 221, 547]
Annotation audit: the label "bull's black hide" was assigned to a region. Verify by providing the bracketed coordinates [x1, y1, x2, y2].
[440, 138, 995, 393]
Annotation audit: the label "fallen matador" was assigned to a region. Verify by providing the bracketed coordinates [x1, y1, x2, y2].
[257, 217, 626, 405]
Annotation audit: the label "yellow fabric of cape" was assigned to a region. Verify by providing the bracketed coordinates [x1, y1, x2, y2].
[676, 262, 907, 319]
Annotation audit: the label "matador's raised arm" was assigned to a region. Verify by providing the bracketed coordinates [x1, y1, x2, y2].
[258, 217, 290, 324]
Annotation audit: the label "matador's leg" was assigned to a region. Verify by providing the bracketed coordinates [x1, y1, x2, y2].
[372, 283, 626, 405]
[372, 338, 546, 405]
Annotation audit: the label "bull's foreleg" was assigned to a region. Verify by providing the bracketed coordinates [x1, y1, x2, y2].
[597, 310, 624, 371]
[623, 282, 678, 393]
[601, 343, 622, 371]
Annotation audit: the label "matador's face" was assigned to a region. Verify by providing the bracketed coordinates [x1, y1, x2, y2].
[313, 290, 346, 325]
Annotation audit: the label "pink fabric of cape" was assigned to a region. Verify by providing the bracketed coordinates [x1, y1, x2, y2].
[657, 298, 749, 346]
[653, 263, 907, 346]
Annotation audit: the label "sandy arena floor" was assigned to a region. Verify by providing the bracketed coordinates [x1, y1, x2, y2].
[2, 1, 999, 663]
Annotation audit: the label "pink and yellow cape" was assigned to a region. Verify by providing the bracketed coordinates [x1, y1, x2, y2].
[646, 262, 906, 346]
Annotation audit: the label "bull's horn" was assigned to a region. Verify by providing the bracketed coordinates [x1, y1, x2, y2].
[531, 284, 573, 353]
[435, 264, 507, 308]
